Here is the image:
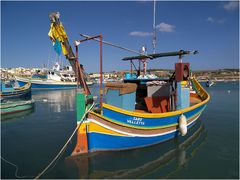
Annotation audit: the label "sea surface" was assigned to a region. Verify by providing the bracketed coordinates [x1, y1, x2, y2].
[1, 82, 239, 179]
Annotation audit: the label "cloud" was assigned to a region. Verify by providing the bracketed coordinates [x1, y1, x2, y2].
[223, 1, 239, 11]
[206, 17, 226, 24]
[129, 22, 176, 37]
[206, 17, 215, 23]
[129, 31, 153, 37]
[156, 22, 175, 32]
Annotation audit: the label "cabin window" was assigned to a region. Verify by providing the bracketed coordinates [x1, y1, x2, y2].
[5, 83, 13, 88]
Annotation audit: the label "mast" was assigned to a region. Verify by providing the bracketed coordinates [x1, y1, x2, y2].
[48, 12, 90, 95]
[152, 0, 157, 53]
[49, 12, 77, 73]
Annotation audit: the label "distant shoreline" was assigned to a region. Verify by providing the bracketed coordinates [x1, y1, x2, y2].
[1, 67, 239, 82]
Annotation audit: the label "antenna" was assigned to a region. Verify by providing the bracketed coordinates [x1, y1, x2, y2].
[152, 0, 157, 53]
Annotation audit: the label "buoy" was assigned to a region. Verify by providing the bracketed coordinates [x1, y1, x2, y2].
[179, 114, 187, 136]
[227, 90, 231, 93]
[43, 99, 48, 102]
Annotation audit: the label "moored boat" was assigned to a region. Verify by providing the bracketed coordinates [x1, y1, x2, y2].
[47, 12, 210, 156]
[15, 75, 93, 90]
[0, 81, 31, 101]
[72, 75, 209, 154]
[1, 99, 35, 116]
[15, 61, 93, 89]
[15, 75, 78, 89]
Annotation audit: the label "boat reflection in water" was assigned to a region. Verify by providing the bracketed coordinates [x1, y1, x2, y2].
[33, 89, 76, 113]
[1, 107, 35, 121]
[64, 121, 207, 179]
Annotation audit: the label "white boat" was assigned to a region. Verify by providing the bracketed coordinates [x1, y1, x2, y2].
[15, 63, 93, 89]
[205, 80, 215, 87]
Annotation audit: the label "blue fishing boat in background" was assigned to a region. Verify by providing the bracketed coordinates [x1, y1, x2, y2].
[15, 75, 78, 89]
[15, 63, 93, 90]
[0, 81, 31, 102]
[1, 80, 34, 120]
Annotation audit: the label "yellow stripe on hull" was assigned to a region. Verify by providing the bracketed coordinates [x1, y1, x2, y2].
[87, 120, 125, 136]
[90, 108, 204, 130]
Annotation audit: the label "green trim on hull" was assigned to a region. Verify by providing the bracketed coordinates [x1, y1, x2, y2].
[1, 100, 35, 115]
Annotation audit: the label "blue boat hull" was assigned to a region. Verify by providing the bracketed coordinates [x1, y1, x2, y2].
[87, 119, 197, 153]
[1, 82, 32, 102]
[102, 102, 206, 129]
[17, 80, 77, 89]
[1, 90, 31, 101]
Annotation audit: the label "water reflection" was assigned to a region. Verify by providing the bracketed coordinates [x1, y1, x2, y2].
[1, 108, 35, 121]
[64, 121, 207, 179]
[33, 89, 76, 113]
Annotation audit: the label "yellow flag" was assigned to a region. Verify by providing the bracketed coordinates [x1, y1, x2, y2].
[48, 23, 69, 56]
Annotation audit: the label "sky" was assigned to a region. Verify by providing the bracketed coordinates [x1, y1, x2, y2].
[1, 1, 239, 73]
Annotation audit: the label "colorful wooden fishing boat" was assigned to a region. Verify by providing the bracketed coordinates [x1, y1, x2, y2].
[0, 81, 31, 101]
[71, 75, 209, 154]
[1, 99, 35, 116]
[47, 12, 210, 156]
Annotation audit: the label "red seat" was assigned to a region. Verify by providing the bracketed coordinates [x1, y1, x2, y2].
[144, 96, 170, 113]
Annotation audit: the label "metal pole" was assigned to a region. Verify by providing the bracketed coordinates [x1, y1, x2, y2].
[75, 43, 91, 95]
[99, 34, 103, 111]
[138, 60, 141, 76]
[130, 60, 133, 75]
[75, 45, 80, 89]
[153, 0, 157, 53]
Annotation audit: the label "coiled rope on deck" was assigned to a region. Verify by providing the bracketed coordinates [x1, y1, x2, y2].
[34, 102, 95, 179]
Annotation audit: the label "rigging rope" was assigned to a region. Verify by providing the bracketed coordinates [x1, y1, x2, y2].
[79, 34, 153, 58]
[47, 46, 53, 69]
[34, 102, 95, 179]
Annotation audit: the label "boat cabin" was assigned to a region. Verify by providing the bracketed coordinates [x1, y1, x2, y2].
[1, 80, 20, 92]
[104, 50, 202, 114]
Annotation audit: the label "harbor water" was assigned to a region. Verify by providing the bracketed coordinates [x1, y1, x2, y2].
[1, 82, 239, 179]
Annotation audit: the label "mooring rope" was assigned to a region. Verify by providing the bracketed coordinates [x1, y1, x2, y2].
[34, 102, 95, 179]
[1, 156, 34, 179]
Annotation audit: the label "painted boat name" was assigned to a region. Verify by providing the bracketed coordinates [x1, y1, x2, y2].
[127, 117, 145, 126]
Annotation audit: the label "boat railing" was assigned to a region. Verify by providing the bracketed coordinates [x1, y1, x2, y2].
[191, 77, 209, 101]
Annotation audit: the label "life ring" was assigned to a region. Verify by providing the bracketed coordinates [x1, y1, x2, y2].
[179, 114, 187, 136]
